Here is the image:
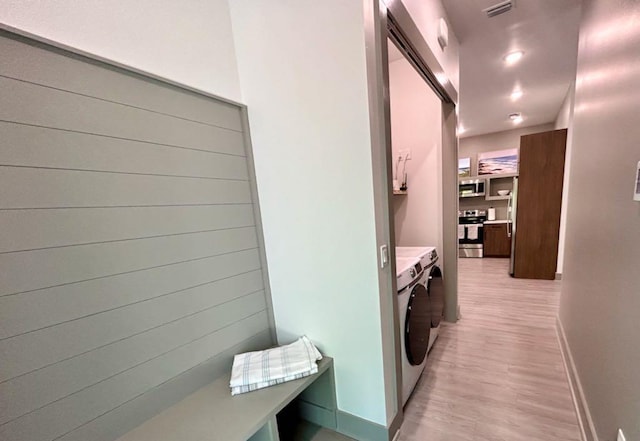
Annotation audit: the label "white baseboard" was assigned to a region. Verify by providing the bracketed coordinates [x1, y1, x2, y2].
[555, 316, 599, 441]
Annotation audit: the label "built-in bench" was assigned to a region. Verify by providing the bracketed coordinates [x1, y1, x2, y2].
[116, 358, 337, 441]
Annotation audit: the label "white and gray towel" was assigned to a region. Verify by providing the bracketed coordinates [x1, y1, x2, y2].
[229, 336, 322, 395]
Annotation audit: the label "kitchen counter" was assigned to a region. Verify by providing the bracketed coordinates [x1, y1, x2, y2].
[483, 220, 512, 224]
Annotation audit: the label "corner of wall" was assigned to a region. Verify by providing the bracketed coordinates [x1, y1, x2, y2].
[555, 80, 576, 274]
[229, 0, 389, 427]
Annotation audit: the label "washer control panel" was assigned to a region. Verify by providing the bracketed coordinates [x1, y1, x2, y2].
[396, 258, 423, 293]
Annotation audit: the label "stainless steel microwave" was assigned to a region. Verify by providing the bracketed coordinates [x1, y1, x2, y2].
[459, 179, 485, 197]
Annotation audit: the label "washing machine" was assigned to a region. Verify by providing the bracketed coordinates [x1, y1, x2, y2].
[396, 247, 444, 352]
[396, 256, 431, 405]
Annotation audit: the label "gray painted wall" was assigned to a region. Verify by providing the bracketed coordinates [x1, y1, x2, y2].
[558, 1, 640, 440]
[0, 33, 272, 441]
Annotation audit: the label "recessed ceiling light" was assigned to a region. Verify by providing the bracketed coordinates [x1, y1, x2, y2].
[510, 89, 523, 100]
[504, 50, 524, 65]
[509, 112, 523, 124]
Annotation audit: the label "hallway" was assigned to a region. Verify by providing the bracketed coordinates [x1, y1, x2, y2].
[398, 258, 581, 441]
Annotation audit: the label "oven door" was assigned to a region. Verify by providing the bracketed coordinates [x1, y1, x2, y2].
[459, 220, 484, 257]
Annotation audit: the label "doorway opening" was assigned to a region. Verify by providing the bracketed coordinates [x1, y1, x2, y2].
[363, 0, 460, 429]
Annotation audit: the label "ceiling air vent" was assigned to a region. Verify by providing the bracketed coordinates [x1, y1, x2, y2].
[483, 0, 514, 18]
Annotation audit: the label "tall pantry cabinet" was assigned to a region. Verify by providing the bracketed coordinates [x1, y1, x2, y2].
[513, 129, 567, 280]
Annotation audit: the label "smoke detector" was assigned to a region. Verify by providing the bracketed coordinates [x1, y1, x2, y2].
[483, 1, 514, 18]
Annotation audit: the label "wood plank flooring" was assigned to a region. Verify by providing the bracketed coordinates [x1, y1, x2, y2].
[398, 258, 581, 441]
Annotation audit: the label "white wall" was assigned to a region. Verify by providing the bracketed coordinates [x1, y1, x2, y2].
[229, 0, 388, 426]
[389, 54, 443, 254]
[0, 0, 242, 102]
[401, 0, 460, 92]
[555, 83, 576, 274]
[559, 1, 640, 439]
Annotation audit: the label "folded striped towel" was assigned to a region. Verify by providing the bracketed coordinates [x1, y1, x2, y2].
[229, 336, 322, 395]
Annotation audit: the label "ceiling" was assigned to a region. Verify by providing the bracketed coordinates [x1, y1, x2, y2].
[441, 0, 582, 138]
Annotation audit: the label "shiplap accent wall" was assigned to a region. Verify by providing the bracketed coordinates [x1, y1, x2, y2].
[0, 31, 274, 441]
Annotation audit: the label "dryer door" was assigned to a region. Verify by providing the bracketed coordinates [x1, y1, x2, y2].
[428, 266, 445, 327]
[405, 282, 431, 365]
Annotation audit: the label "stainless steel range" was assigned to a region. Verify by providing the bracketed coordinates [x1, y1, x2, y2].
[458, 210, 487, 258]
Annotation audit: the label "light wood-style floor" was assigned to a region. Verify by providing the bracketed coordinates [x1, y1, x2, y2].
[398, 258, 581, 441]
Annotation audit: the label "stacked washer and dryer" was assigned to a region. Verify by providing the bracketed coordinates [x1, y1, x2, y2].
[395, 246, 444, 405]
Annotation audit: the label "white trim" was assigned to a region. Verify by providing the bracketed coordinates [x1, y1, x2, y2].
[555, 316, 599, 441]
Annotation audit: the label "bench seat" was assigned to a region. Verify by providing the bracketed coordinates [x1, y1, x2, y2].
[116, 357, 335, 441]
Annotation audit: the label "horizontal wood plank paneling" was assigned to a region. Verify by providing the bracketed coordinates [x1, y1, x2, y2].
[0, 289, 264, 398]
[0, 33, 243, 131]
[0, 122, 250, 180]
[0, 250, 262, 340]
[0, 167, 252, 209]
[57, 331, 273, 441]
[0, 311, 269, 441]
[0, 228, 258, 298]
[1, 284, 264, 389]
[1, 285, 265, 423]
[0, 32, 274, 441]
[0, 205, 255, 253]
[0, 76, 246, 156]
[0, 274, 264, 398]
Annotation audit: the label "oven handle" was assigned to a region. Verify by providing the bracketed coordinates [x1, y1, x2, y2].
[507, 196, 512, 238]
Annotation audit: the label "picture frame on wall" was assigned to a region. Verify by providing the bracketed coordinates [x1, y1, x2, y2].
[477, 148, 518, 175]
[458, 157, 471, 177]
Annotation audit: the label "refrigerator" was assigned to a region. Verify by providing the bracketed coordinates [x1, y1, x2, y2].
[508, 177, 518, 276]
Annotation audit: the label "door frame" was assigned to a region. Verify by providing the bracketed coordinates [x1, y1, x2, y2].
[363, 0, 459, 435]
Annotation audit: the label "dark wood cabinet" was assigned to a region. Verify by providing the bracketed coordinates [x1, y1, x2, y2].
[483, 223, 511, 257]
[513, 129, 567, 280]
